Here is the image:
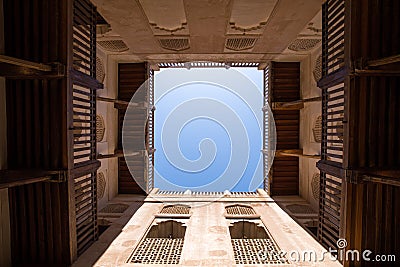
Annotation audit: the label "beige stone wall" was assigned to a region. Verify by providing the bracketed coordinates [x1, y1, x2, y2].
[299, 46, 322, 211]
[96, 49, 119, 209]
[92, 192, 341, 267]
[0, 0, 12, 265]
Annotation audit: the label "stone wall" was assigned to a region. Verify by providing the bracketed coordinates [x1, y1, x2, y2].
[299, 45, 322, 211]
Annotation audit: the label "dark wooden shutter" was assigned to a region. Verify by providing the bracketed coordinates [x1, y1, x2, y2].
[4, 0, 100, 263]
[117, 63, 147, 194]
[269, 62, 300, 196]
[317, 0, 345, 250]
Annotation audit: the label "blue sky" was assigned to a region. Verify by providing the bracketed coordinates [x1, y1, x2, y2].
[153, 67, 263, 192]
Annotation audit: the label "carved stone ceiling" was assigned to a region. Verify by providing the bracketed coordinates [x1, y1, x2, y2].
[139, 0, 189, 36]
[92, 0, 324, 62]
[227, 0, 277, 35]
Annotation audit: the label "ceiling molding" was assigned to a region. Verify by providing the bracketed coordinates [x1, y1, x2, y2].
[138, 0, 189, 36]
[226, 0, 278, 35]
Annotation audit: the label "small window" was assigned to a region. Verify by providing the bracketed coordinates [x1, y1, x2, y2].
[229, 220, 287, 264]
[225, 204, 256, 215]
[160, 205, 190, 214]
[128, 220, 186, 264]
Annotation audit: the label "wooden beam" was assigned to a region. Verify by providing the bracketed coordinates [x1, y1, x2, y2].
[0, 55, 52, 71]
[367, 54, 400, 67]
[0, 169, 69, 189]
[316, 160, 345, 178]
[362, 175, 400, 187]
[272, 102, 304, 110]
[114, 101, 149, 110]
[272, 97, 322, 110]
[317, 67, 347, 88]
[70, 160, 101, 178]
[97, 151, 140, 159]
[0, 61, 65, 79]
[70, 69, 103, 90]
[353, 69, 400, 76]
[0, 176, 50, 189]
[275, 149, 320, 159]
[97, 96, 129, 105]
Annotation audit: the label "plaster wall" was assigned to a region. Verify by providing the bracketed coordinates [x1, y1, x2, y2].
[96, 48, 119, 209]
[93, 191, 341, 266]
[299, 46, 322, 211]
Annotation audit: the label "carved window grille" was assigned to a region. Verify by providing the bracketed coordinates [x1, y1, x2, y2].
[97, 172, 106, 200]
[312, 173, 320, 200]
[225, 37, 258, 51]
[229, 221, 287, 265]
[312, 115, 322, 143]
[160, 205, 190, 214]
[97, 40, 129, 52]
[232, 239, 286, 265]
[96, 114, 105, 142]
[225, 205, 256, 215]
[130, 238, 184, 264]
[288, 39, 321, 51]
[158, 38, 190, 51]
[128, 220, 186, 264]
[96, 56, 105, 83]
[313, 54, 322, 82]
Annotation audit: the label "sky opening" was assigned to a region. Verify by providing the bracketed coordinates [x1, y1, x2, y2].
[153, 66, 264, 192]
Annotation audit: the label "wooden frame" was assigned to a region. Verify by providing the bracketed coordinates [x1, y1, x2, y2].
[2, 0, 100, 264]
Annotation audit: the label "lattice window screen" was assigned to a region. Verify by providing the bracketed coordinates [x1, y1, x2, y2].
[229, 220, 287, 264]
[128, 220, 186, 264]
[232, 239, 286, 264]
[312, 115, 322, 143]
[96, 114, 105, 142]
[313, 54, 322, 82]
[96, 56, 105, 82]
[130, 238, 184, 264]
[311, 173, 320, 200]
[225, 205, 256, 215]
[288, 38, 321, 51]
[160, 205, 190, 214]
[97, 40, 129, 52]
[97, 171, 106, 200]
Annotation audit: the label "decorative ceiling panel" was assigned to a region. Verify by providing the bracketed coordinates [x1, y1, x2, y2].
[139, 0, 188, 35]
[225, 36, 258, 51]
[158, 37, 190, 51]
[227, 0, 278, 35]
[297, 10, 322, 37]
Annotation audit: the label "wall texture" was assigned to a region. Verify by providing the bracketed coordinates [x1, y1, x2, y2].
[299, 45, 322, 211]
